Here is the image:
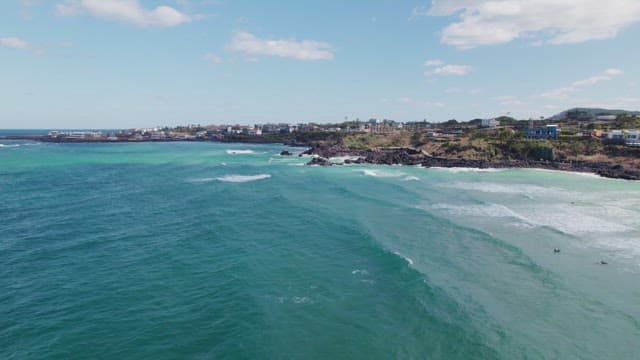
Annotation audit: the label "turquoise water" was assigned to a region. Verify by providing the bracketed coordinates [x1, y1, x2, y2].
[1, 140, 639, 359]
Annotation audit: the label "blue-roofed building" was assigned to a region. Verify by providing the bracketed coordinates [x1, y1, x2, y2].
[526, 125, 559, 140]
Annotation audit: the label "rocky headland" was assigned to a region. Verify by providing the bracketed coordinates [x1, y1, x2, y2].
[302, 143, 640, 180]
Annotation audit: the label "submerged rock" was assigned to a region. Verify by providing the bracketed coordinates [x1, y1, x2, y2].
[280, 150, 293, 156]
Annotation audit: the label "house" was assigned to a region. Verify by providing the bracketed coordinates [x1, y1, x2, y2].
[526, 125, 559, 140]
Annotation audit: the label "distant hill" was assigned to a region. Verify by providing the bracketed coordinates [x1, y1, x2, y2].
[550, 108, 640, 121]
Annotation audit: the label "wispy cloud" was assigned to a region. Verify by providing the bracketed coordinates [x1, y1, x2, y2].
[541, 68, 624, 99]
[424, 59, 444, 66]
[418, 0, 640, 49]
[433, 64, 473, 76]
[0, 37, 29, 49]
[424, 59, 473, 76]
[203, 53, 223, 65]
[56, 0, 194, 27]
[227, 32, 334, 61]
[426, 64, 473, 76]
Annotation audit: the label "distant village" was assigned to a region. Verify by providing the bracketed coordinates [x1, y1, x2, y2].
[44, 108, 640, 147]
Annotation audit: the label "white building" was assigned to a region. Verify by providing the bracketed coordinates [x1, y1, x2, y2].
[624, 130, 640, 145]
[481, 118, 500, 128]
[607, 130, 624, 140]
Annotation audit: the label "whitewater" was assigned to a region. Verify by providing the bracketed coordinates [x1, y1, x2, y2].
[1, 140, 639, 359]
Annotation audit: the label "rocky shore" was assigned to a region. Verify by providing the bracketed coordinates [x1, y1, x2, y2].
[302, 144, 640, 180]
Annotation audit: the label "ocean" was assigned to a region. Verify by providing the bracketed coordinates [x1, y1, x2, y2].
[1, 140, 639, 359]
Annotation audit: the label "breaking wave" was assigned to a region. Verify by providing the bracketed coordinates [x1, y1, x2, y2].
[226, 149, 255, 155]
[216, 174, 271, 183]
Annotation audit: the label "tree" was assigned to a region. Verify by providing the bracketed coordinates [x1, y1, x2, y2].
[411, 131, 422, 146]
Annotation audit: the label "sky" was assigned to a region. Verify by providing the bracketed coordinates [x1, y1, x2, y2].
[1, 0, 640, 128]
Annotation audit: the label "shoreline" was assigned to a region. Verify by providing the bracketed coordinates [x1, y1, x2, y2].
[3, 135, 639, 180]
[302, 145, 640, 180]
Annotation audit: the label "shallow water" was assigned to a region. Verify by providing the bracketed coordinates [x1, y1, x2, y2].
[1, 141, 639, 359]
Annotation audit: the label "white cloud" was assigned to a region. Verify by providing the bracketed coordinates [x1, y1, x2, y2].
[227, 32, 334, 61]
[1, 37, 29, 49]
[420, 0, 640, 48]
[604, 68, 624, 76]
[204, 53, 222, 65]
[424, 59, 444, 66]
[56, 0, 193, 27]
[424, 59, 473, 76]
[428, 64, 473, 76]
[541, 68, 624, 99]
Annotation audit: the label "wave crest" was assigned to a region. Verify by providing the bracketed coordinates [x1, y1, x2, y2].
[226, 149, 255, 155]
[216, 174, 271, 183]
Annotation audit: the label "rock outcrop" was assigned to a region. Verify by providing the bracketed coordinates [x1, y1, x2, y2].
[302, 143, 640, 180]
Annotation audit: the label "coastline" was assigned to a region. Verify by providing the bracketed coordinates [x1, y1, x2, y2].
[3, 134, 639, 180]
[301, 144, 640, 180]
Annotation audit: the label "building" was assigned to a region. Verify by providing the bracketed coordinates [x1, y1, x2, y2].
[150, 131, 167, 140]
[596, 115, 617, 121]
[481, 118, 500, 128]
[526, 125, 559, 140]
[607, 130, 624, 141]
[624, 130, 640, 146]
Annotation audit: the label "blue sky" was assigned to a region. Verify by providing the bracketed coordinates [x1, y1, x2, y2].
[1, 0, 639, 128]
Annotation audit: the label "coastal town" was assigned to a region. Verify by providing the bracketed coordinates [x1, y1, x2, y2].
[4, 107, 640, 179]
[32, 108, 640, 148]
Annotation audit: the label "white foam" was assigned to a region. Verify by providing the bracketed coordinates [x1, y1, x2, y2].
[403, 176, 420, 181]
[186, 177, 217, 183]
[226, 149, 255, 155]
[394, 251, 414, 265]
[216, 174, 271, 183]
[443, 181, 570, 198]
[351, 269, 369, 275]
[362, 169, 406, 178]
[292, 296, 313, 304]
[329, 156, 360, 163]
[429, 202, 635, 235]
[527, 167, 606, 179]
[522, 205, 633, 235]
[430, 167, 504, 173]
[0, 144, 20, 148]
[430, 203, 528, 221]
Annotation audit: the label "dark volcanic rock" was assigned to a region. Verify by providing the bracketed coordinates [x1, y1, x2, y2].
[307, 157, 333, 166]
[302, 143, 640, 180]
[280, 150, 293, 156]
[344, 158, 366, 164]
